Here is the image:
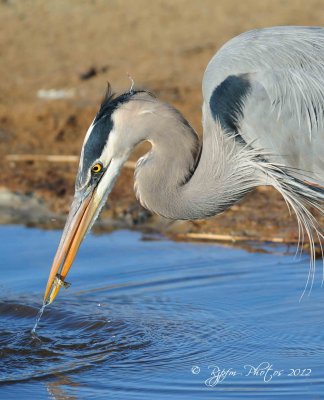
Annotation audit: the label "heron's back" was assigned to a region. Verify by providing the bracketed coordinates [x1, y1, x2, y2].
[203, 26, 324, 186]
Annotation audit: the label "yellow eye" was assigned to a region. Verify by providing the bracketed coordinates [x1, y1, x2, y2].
[91, 163, 103, 173]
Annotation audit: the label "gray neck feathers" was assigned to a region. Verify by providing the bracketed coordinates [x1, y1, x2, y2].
[130, 97, 258, 219]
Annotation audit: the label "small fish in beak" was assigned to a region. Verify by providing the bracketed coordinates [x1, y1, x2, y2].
[46, 274, 71, 305]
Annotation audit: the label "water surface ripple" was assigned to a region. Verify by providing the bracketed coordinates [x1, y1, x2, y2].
[0, 226, 324, 399]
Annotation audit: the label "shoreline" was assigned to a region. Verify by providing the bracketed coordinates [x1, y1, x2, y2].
[0, 186, 321, 257]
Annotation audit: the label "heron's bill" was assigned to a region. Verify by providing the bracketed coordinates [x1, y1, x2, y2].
[43, 189, 99, 304]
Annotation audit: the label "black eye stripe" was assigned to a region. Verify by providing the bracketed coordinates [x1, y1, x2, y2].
[85, 88, 154, 166]
[84, 117, 113, 169]
[76, 88, 154, 190]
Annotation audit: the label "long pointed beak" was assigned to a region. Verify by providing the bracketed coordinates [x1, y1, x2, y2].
[43, 157, 125, 305]
[43, 187, 100, 305]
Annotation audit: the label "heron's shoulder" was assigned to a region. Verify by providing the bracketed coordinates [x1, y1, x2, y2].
[202, 26, 324, 101]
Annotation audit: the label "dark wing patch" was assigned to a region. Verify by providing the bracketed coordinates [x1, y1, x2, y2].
[209, 75, 251, 143]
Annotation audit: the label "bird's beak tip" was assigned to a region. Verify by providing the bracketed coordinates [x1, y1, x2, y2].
[43, 286, 58, 305]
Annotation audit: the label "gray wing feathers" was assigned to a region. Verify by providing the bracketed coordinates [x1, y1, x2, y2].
[203, 26, 324, 184]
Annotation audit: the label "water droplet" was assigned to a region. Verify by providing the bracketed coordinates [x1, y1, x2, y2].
[31, 303, 47, 334]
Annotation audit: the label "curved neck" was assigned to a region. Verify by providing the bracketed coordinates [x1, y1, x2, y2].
[123, 97, 258, 219]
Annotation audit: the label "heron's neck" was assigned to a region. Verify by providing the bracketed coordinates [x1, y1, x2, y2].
[134, 102, 257, 219]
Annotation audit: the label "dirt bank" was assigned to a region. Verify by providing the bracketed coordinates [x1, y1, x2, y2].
[0, 0, 323, 250]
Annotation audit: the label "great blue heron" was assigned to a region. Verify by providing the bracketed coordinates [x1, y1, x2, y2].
[44, 26, 324, 304]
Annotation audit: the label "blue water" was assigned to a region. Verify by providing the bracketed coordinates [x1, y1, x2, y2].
[0, 225, 324, 399]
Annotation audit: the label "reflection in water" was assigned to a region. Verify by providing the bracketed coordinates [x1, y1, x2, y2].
[46, 375, 80, 400]
[0, 227, 324, 399]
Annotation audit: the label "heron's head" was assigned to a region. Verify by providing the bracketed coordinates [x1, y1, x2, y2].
[43, 86, 155, 304]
